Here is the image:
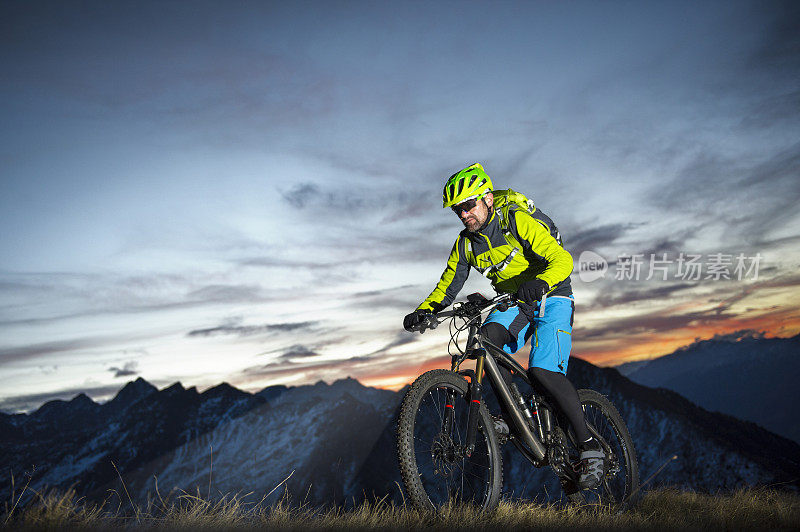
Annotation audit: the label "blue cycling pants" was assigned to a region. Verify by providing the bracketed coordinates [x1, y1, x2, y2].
[482, 295, 575, 374]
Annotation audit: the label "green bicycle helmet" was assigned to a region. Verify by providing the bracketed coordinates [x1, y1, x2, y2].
[442, 163, 493, 208]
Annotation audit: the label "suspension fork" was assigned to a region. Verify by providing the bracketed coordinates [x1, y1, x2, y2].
[463, 351, 485, 457]
[448, 322, 485, 458]
[442, 389, 456, 436]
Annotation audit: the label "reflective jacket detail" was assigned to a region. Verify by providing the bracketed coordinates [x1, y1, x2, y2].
[418, 206, 573, 312]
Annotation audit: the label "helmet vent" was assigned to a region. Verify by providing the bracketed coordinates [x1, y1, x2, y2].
[448, 183, 455, 199]
[456, 178, 464, 196]
[468, 174, 477, 187]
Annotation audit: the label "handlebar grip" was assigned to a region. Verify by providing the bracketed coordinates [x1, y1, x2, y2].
[408, 313, 439, 334]
[420, 313, 438, 333]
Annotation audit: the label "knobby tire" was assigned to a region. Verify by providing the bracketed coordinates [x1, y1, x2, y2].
[567, 389, 640, 510]
[396, 369, 503, 512]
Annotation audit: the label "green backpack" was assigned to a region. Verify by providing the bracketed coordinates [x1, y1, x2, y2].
[492, 188, 564, 246]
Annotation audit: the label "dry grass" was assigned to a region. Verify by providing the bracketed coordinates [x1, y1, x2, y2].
[2, 486, 799, 530]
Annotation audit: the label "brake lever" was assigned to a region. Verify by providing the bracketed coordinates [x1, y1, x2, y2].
[417, 314, 439, 334]
[494, 294, 517, 313]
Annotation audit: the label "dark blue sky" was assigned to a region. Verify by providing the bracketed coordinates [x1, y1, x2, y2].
[1, 0, 798, 411]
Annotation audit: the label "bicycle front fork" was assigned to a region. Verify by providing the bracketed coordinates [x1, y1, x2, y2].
[441, 350, 486, 458]
[457, 351, 486, 458]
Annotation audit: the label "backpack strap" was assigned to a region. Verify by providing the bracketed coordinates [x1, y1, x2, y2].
[496, 205, 525, 250]
[502, 203, 564, 247]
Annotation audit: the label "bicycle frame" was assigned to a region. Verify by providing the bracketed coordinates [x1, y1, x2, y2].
[406, 293, 635, 506]
[426, 293, 610, 478]
[449, 314, 549, 463]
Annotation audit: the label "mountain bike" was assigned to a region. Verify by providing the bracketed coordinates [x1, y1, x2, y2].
[396, 292, 639, 512]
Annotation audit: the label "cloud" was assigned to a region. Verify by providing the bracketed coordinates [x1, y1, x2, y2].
[587, 282, 698, 310]
[239, 355, 375, 381]
[566, 223, 639, 256]
[0, 272, 280, 328]
[186, 321, 318, 338]
[644, 142, 800, 253]
[235, 331, 420, 386]
[3, 1, 800, 408]
[705, 272, 800, 316]
[702, 329, 767, 343]
[184, 284, 268, 304]
[578, 306, 737, 341]
[634, 4, 800, 252]
[281, 183, 321, 209]
[363, 331, 417, 357]
[108, 361, 139, 378]
[0, 335, 137, 365]
[578, 271, 800, 342]
[0, 339, 91, 362]
[277, 344, 321, 360]
[279, 179, 433, 228]
[350, 284, 425, 310]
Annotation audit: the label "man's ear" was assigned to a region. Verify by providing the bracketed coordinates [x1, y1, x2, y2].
[484, 192, 494, 208]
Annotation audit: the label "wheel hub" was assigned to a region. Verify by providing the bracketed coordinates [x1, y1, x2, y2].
[606, 452, 620, 477]
[431, 432, 462, 476]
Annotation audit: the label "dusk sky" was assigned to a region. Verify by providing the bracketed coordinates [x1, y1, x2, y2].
[1, 0, 799, 412]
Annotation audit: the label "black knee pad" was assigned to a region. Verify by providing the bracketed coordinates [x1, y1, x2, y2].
[481, 322, 513, 386]
[481, 322, 510, 347]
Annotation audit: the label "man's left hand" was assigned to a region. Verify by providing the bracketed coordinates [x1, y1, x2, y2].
[516, 279, 550, 304]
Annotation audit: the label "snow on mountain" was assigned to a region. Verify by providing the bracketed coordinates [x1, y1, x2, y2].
[1, 362, 798, 509]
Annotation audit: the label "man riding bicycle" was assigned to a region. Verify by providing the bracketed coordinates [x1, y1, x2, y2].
[403, 163, 604, 489]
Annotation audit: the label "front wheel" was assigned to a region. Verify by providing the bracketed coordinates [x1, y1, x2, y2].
[396, 369, 503, 511]
[567, 389, 639, 510]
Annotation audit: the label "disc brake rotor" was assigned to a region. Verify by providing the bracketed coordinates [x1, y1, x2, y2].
[547, 427, 572, 478]
[431, 432, 462, 476]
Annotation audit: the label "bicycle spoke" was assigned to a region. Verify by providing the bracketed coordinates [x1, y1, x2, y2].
[454, 461, 492, 482]
[408, 381, 495, 508]
[582, 400, 631, 507]
[428, 389, 444, 424]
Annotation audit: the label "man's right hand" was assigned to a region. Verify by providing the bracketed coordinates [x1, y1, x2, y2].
[403, 309, 431, 331]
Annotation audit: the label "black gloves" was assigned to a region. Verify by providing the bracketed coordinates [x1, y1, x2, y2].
[403, 309, 431, 331]
[516, 279, 550, 305]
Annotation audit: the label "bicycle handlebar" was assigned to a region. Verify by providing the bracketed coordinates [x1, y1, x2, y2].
[410, 292, 523, 333]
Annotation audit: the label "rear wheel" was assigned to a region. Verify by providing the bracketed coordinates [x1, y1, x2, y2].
[566, 389, 639, 510]
[397, 369, 503, 511]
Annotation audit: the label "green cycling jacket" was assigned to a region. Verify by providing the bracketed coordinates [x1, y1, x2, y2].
[417, 205, 573, 312]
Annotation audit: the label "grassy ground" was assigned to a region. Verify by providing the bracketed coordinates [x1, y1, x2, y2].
[2, 487, 799, 530]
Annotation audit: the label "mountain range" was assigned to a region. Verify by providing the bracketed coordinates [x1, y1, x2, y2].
[617, 332, 800, 443]
[1, 356, 798, 509]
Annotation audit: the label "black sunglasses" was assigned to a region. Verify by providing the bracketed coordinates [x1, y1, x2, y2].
[451, 198, 478, 214]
